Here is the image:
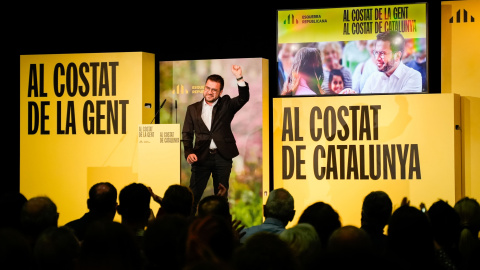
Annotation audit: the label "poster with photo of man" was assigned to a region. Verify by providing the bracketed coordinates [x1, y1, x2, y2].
[277, 3, 427, 96]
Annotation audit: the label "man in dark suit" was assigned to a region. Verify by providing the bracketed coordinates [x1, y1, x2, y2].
[182, 65, 249, 214]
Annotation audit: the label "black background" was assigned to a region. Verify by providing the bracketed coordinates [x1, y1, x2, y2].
[5, 1, 444, 193]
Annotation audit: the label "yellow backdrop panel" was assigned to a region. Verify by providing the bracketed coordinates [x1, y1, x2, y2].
[273, 93, 461, 227]
[20, 52, 156, 225]
[442, 0, 480, 200]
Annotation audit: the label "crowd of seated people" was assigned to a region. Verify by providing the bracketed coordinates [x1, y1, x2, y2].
[1, 183, 479, 270]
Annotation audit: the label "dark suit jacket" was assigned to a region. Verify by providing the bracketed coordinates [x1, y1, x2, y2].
[182, 82, 249, 162]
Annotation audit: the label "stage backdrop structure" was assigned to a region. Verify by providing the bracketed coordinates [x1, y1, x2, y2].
[441, 0, 480, 200]
[159, 58, 269, 227]
[274, 2, 464, 228]
[19, 52, 175, 225]
[273, 93, 461, 228]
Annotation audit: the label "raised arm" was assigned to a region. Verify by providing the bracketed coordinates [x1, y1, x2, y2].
[230, 65, 249, 108]
[231, 65, 244, 82]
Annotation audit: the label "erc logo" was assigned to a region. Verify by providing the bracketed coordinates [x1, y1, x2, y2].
[449, 9, 475, 23]
[283, 14, 299, 24]
[171, 85, 204, 95]
[172, 85, 188, 95]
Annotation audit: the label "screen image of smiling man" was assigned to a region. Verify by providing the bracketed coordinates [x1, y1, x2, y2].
[361, 30, 422, 94]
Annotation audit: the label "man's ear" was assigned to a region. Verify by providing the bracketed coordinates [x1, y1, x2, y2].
[263, 205, 268, 218]
[395, 51, 403, 61]
[288, 210, 296, 222]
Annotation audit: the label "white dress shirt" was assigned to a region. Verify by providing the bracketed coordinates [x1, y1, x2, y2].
[201, 80, 246, 149]
[202, 98, 218, 149]
[361, 61, 422, 94]
[352, 58, 377, 93]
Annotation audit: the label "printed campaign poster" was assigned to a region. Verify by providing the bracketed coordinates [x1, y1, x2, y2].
[277, 3, 428, 96]
[159, 58, 269, 227]
[273, 93, 461, 227]
[20, 52, 156, 225]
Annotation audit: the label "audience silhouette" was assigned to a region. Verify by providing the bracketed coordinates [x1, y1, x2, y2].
[143, 214, 190, 270]
[197, 195, 231, 219]
[454, 197, 480, 270]
[297, 201, 341, 250]
[0, 191, 27, 231]
[185, 214, 237, 269]
[20, 196, 59, 249]
[240, 188, 295, 243]
[386, 204, 442, 270]
[78, 220, 144, 270]
[0, 226, 35, 269]
[64, 182, 118, 242]
[117, 182, 152, 244]
[5, 184, 480, 270]
[325, 225, 376, 270]
[151, 184, 194, 218]
[233, 231, 299, 270]
[428, 199, 462, 270]
[361, 190, 392, 257]
[279, 223, 321, 270]
[33, 226, 80, 270]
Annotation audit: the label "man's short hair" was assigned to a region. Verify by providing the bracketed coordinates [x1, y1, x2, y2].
[197, 195, 230, 218]
[161, 184, 194, 217]
[265, 188, 294, 222]
[118, 183, 151, 222]
[361, 191, 392, 229]
[297, 202, 341, 246]
[206, 74, 224, 91]
[279, 223, 320, 258]
[21, 196, 58, 237]
[376, 30, 405, 53]
[87, 182, 117, 214]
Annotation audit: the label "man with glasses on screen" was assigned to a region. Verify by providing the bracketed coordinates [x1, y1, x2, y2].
[361, 30, 422, 94]
[182, 65, 249, 215]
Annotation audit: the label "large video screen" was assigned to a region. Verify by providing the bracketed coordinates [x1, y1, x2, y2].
[277, 3, 428, 96]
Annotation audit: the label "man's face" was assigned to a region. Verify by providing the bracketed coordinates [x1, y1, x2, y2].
[374, 40, 396, 73]
[203, 79, 222, 105]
